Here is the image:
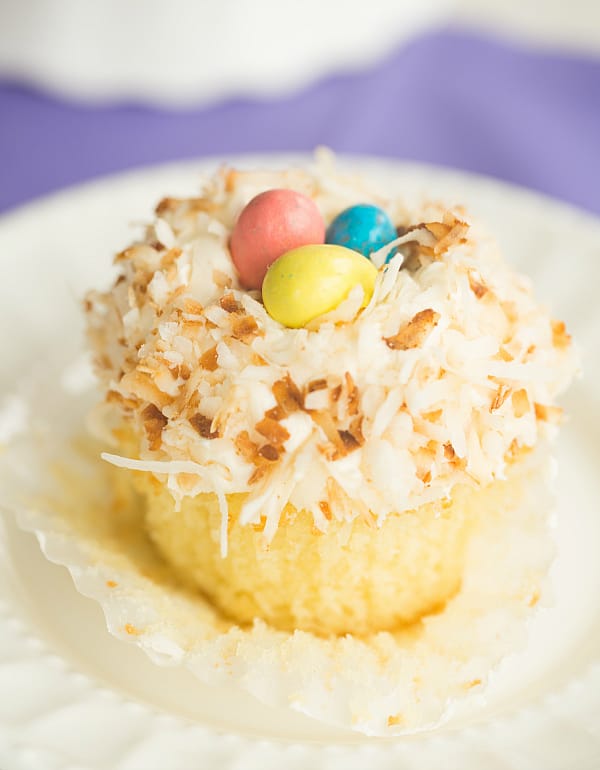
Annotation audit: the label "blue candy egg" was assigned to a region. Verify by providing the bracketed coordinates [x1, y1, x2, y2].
[325, 204, 397, 262]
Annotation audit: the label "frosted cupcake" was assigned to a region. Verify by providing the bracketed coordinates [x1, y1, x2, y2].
[85, 155, 577, 638]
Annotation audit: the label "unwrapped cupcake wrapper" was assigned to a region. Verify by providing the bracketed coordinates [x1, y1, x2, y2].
[0, 356, 556, 736]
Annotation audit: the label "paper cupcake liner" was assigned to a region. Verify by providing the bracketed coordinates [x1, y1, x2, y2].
[0, 356, 556, 736]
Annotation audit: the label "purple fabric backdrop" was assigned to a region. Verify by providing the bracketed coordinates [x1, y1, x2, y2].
[1, 28, 599, 215]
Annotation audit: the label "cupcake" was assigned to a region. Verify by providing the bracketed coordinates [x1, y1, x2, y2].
[85, 154, 577, 641]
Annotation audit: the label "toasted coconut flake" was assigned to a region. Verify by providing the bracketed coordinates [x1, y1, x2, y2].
[306, 378, 328, 393]
[348, 415, 365, 446]
[309, 409, 340, 447]
[443, 442, 456, 460]
[141, 403, 167, 451]
[309, 408, 362, 458]
[512, 389, 530, 418]
[120, 371, 172, 408]
[384, 309, 440, 351]
[430, 214, 469, 257]
[248, 464, 270, 485]
[318, 500, 332, 520]
[424, 221, 452, 240]
[490, 384, 512, 412]
[219, 293, 243, 314]
[235, 430, 259, 462]
[187, 197, 219, 214]
[189, 413, 219, 439]
[330, 384, 342, 403]
[183, 298, 204, 315]
[199, 346, 219, 371]
[114, 246, 136, 264]
[258, 444, 280, 461]
[273, 375, 304, 414]
[106, 391, 138, 410]
[338, 430, 361, 453]
[551, 320, 571, 350]
[468, 271, 488, 299]
[534, 403, 563, 424]
[224, 168, 239, 192]
[155, 197, 180, 216]
[423, 408, 442, 423]
[255, 417, 290, 447]
[265, 405, 286, 421]
[498, 347, 514, 362]
[345, 372, 360, 416]
[231, 315, 260, 341]
[160, 248, 182, 270]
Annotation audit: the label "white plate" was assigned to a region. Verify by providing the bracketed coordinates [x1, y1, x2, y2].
[0, 156, 599, 769]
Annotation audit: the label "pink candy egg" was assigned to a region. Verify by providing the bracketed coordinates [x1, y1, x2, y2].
[230, 189, 325, 289]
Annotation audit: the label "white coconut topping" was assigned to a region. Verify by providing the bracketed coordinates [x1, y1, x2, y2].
[85, 154, 578, 547]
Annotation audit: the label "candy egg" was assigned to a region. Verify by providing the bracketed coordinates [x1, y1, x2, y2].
[230, 189, 325, 289]
[262, 244, 378, 328]
[326, 204, 397, 261]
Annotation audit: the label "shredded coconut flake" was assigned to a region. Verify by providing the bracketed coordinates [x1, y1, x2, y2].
[86, 155, 579, 551]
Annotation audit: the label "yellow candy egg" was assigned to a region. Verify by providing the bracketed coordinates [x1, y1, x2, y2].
[262, 244, 378, 328]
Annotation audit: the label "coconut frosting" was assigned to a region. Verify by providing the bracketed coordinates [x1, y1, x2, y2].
[85, 152, 578, 552]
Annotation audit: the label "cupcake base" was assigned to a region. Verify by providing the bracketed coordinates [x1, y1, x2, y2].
[140, 478, 474, 636]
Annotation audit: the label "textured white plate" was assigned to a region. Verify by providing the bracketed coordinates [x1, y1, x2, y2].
[0, 156, 599, 769]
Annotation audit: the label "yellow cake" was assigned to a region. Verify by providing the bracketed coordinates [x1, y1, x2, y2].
[86, 155, 577, 638]
[138, 478, 472, 636]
